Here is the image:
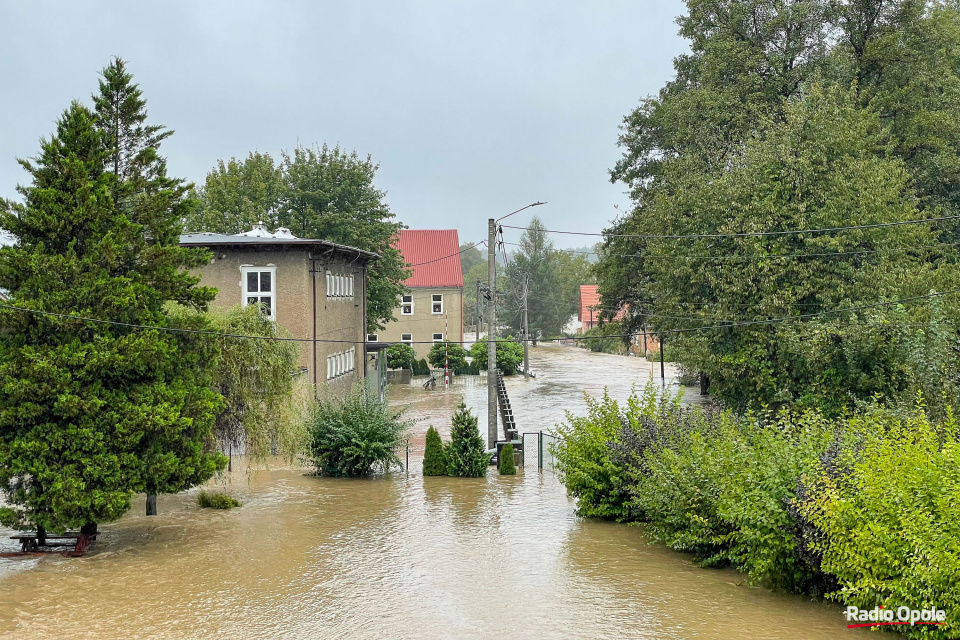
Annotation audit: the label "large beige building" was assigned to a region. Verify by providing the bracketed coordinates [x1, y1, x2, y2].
[180, 224, 377, 397]
[374, 229, 464, 360]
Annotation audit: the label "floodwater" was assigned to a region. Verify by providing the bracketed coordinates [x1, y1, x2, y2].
[0, 344, 863, 639]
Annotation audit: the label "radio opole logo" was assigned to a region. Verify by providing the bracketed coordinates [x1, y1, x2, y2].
[846, 605, 947, 629]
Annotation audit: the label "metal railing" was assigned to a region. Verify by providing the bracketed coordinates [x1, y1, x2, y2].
[521, 431, 560, 472]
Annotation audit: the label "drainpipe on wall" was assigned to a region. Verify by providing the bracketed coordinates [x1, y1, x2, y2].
[311, 257, 318, 398]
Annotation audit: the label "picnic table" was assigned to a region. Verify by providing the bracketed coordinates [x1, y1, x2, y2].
[10, 531, 94, 554]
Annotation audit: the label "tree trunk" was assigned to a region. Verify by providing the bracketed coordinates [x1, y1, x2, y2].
[700, 373, 710, 396]
[146, 493, 157, 516]
[36, 525, 46, 547]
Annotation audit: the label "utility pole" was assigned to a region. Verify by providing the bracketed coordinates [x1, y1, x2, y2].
[475, 279, 481, 342]
[487, 218, 498, 450]
[522, 273, 530, 379]
[659, 335, 665, 385]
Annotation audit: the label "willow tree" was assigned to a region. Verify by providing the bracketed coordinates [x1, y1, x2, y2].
[207, 305, 308, 466]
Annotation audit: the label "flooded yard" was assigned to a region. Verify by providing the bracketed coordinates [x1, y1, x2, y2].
[0, 345, 862, 639]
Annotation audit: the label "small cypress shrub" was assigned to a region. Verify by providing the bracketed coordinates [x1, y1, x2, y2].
[413, 358, 431, 376]
[498, 443, 516, 475]
[447, 401, 491, 477]
[423, 426, 448, 476]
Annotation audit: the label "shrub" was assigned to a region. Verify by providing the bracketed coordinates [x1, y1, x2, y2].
[413, 358, 431, 376]
[423, 426, 447, 476]
[446, 401, 490, 477]
[387, 343, 416, 370]
[583, 322, 629, 354]
[798, 407, 960, 639]
[498, 443, 516, 475]
[197, 490, 241, 509]
[469, 338, 524, 375]
[427, 341, 469, 371]
[308, 387, 410, 476]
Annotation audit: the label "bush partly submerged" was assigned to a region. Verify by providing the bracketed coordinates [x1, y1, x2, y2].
[197, 490, 241, 509]
[308, 387, 410, 477]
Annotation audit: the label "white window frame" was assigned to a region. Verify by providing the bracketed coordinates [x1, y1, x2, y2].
[401, 294, 414, 316]
[367, 334, 379, 342]
[241, 266, 277, 319]
[401, 333, 413, 344]
[432, 333, 444, 343]
[348, 275, 355, 297]
[431, 293, 443, 315]
[325, 272, 332, 297]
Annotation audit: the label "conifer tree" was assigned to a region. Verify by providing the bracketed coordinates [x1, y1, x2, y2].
[446, 402, 490, 477]
[422, 426, 447, 476]
[0, 91, 223, 530]
[498, 443, 516, 475]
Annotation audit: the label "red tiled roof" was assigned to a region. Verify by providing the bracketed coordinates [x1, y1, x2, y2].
[396, 229, 464, 288]
[579, 285, 600, 322]
[579, 284, 626, 323]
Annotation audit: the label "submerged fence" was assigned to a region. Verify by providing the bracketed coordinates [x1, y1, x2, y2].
[521, 432, 560, 472]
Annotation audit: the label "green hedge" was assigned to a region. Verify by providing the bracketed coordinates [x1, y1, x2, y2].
[553, 384, 960, 638]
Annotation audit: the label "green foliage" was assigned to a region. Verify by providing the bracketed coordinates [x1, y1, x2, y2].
[498, 443, 516, 475]
[446, 402, 490, 477]
[197, 490, 241, 509]
[798, 407, 960, 639]
[185, 144, 410, 332]
[205, 305, 306, 464]
[501, 217, 566, 337]
[601, 1, 960, 415]
[427, 341, 469, 371]
[470, 337, 524, 375]
[0, 60, 224, 531]
[422, 426, 447, 476]
[308, 387, 409, 477]
[386, 343, 416, 370]
[583, 322, 629, 354]
[413, 358, 431, 376]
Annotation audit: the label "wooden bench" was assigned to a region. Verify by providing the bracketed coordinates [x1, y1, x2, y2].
[10, 532, 94, 554]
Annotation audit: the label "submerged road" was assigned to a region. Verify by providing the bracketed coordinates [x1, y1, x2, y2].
[0, 344, 863, 639]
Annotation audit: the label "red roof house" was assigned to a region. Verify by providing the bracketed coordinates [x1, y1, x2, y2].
[375, 229, 465, 358]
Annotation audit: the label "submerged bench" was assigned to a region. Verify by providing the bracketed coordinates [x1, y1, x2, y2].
[10, 532, 95, 554]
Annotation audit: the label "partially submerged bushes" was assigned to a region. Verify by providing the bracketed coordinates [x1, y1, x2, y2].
[308, 387, 410, 476]
[420, 402, 490, 477]
[197, 490, 241, 509]
[553, 384, 960, 638]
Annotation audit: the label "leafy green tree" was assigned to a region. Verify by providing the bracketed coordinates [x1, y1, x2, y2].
[498, 443, 516, 475]
[470, 337, 524, 375]
[462, 261, 488, 332]
[427, 341, 469, 371]
[0, 97, 223, 533]
[422, 426, 447, 476]
[554, 249, 595, 330]
[188, 152, 284, 232]
[636, 85, 958, 413]
[446, 402, 490, 477]
[184, 144, 410, 332]
[386, 342, 416, 370]
[459, 242, 484, 274]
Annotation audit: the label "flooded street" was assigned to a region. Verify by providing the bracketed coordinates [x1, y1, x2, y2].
[0, 345, 862, 639]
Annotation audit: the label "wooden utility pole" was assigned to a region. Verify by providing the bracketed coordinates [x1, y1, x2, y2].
[487, 218, 498, 450]
[659, 335, 665, 385]
[475, 279, 481, 341]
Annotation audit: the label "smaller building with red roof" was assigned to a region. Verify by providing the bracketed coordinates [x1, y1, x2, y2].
[374, 229, 464, 359]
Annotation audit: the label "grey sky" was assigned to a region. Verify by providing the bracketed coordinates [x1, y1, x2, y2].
[1, 1, 687, 248]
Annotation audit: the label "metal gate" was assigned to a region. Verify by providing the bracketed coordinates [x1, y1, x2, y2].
[521, 431, 560, 472]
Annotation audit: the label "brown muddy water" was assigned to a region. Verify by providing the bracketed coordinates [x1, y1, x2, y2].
[0, 345, 864, 639]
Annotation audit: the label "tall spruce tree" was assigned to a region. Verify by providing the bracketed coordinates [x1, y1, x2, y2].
[0, 89, 223, 531]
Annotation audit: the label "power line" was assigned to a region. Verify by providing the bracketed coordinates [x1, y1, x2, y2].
[502, 213, 960, 240]
[523, 241, 960, 262]
[407, 241, 486, 267]
[2, 289, 956, 347]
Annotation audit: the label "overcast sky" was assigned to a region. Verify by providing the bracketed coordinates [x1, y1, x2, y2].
[0, 1, 687, 248]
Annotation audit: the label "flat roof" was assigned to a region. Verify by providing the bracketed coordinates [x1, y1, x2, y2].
[180, 233, 378, 262]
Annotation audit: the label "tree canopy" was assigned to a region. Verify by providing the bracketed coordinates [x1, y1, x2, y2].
[184, 145, 410, 331]
[599, 0, 960, 414]
[0, 58, 224, 531]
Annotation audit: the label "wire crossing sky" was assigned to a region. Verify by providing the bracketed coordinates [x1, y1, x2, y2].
[0, 0, 688, 247]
